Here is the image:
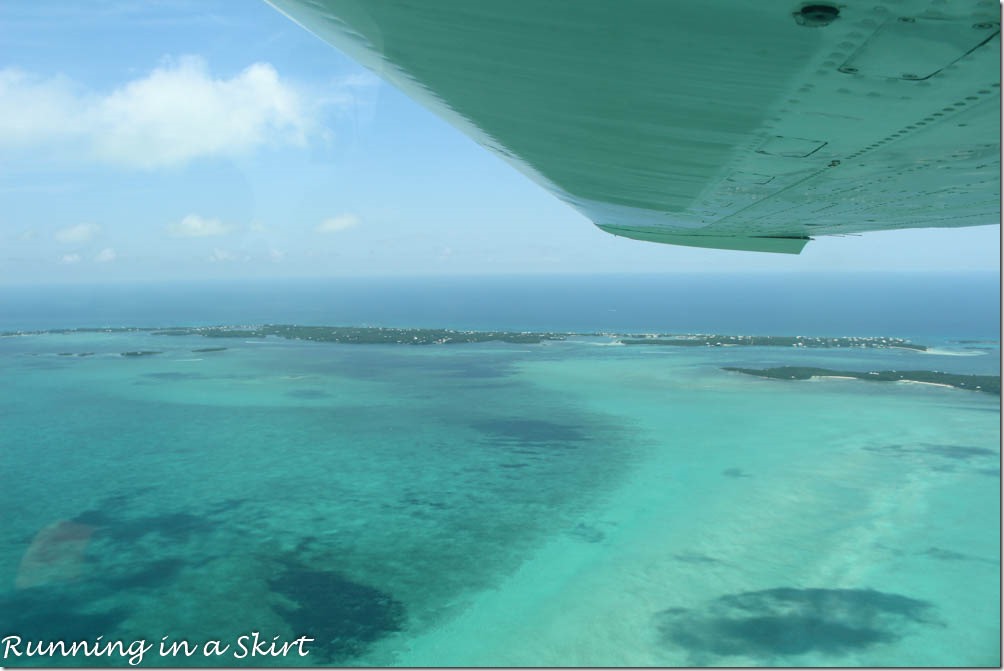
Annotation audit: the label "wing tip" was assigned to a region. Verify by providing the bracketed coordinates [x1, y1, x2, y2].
[597, 226, 811, 255]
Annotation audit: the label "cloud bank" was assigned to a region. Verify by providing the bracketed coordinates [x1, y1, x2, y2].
[0, 56, 314, 168]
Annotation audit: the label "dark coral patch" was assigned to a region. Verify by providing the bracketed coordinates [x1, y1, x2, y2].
[918, 443, 997, 461]
[569, 523, 605, 543]
[656, 587, 936, 662]
[269, 562, 405, 663]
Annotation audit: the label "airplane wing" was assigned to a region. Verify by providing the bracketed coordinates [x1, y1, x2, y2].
[266, 0, 1000, 254]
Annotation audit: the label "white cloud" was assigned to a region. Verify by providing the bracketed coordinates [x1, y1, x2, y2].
[0, 56, 316, 168]
[59, 253, 81, 264]
[95, 248, 117, 263]
[55, 223, 100, 243]
[17, 229, 36, 241]
[209, 248, 236, 263]
[169, 214, 230, 238]
[316, 214, 359, 234]
[0, 70, 81, 147]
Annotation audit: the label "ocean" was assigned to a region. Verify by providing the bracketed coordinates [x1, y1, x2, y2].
[1, 272, 1000, 337]
[0, 273, 999, 667]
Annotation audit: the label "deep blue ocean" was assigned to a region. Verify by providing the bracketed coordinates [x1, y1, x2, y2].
[1, 272, 1000, 338]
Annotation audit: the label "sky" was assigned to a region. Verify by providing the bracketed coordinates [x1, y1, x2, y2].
[0, 0, 1000, 284]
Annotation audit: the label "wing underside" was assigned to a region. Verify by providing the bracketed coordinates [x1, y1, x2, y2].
[267, 0, 1000, 254]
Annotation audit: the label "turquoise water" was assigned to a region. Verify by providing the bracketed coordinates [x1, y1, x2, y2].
[0, 276, 999, 666]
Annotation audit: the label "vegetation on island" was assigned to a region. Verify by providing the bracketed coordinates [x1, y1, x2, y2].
[621, 335, 926, 350]
[723, 366, 1000, 395]
[149, 324, 569, 345]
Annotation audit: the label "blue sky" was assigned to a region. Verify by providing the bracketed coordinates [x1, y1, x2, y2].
[1, 0, 999, 284]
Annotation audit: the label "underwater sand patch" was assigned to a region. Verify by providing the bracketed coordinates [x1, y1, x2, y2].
[15, 520, 95, 589]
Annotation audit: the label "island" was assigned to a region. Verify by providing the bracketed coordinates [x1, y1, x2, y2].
[723, 366, 1000, 396]
[620, 335, 926, 350]
[148, 325, 569, 345]
[8, 325, 998, 396]
[2, 326, 938, 351]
